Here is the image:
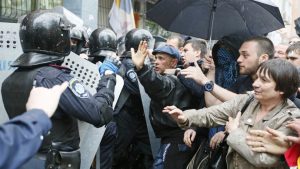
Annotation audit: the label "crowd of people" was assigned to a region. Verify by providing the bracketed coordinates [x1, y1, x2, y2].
[2, 9, 300, 169]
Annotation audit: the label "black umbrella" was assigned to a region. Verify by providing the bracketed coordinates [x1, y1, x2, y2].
[147, 0, 284, 41]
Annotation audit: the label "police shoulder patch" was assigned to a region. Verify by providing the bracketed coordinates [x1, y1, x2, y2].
[68, 78, 89, 98]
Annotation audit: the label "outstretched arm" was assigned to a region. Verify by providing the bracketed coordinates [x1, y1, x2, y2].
[163, 105, 188, 125]
[180, 61, 238, 104]
[0, 83, 67, 169]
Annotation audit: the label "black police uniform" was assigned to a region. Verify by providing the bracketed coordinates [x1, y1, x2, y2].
[1, 11, 115, 169]
[99, 52, 153, 169]
[113, 52, 153, 169]
[100, 28, 155, 169]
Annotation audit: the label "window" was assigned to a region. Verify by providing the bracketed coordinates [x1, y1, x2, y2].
[0, 0, 63, 22]
[98, 0, 113, 28]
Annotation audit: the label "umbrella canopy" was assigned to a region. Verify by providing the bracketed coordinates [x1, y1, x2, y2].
[147, 0, 284, 40]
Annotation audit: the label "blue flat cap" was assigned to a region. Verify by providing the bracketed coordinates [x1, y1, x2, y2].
[152, 44, 180, 60]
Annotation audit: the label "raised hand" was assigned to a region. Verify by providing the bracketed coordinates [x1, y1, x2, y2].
[180, 62, 208, 85]
[201, 54, 215, 71]
[225, 111, 241, 133]
[131, 40, 148, 70]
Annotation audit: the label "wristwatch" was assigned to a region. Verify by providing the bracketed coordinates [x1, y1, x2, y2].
[204, 81, 214, 92]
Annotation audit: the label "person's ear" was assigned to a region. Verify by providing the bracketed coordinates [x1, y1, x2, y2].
[171, 58, 178, 68]
[258, 54, 269, 64]
[195, 51, 201, 59]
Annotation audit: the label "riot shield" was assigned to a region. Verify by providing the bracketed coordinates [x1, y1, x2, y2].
[0, 22, 22, 124]
[137, 80, 160, 159]
[62, 52, 124, 169]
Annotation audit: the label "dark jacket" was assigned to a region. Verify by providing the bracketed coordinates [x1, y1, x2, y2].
[2, 66, 115, 153]
[114, 51, 144, 116]
[136, 65, 199, 140]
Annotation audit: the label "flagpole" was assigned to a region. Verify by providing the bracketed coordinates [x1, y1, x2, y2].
[140, 0, 146, 28]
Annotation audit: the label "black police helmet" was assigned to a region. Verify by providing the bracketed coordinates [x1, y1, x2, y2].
[12, 10, 73, 67]
[89, 28, 117, 56]
[117, 36, 126, 56]
[70, 28, 83, 41]
[125, 28, 154, 52]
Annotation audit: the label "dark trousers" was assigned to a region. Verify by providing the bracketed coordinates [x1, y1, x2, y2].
[152, 142, 194, 169]
[152, 135, 203, 169]
[100, 121, 117, 169]
[100, 110, 153, 169]
[113, 110, 153, 169]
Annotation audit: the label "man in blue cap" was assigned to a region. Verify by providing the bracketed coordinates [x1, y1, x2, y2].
[151, 44, 180, 73]
[132, 42, 200, 169]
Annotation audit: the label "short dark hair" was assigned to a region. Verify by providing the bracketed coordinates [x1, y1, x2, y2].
[257, 59, 299, 99]
[184, 39, 207, 58]
[244, 36, 274, 59]
[286, 41, 300, 55]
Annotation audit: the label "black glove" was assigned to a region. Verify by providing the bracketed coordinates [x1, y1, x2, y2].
[97, 74, 116, 93]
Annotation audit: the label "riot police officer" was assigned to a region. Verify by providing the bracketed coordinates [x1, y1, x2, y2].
[110, 28, 155, 169]
[88, 28, 118, 64]
[1, 10, 116, 169]
[70, 27, 88, 55]
[86, 27, 120, 169]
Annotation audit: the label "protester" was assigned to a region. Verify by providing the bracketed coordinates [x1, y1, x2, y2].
[181, 38, 207, 68]
[274, 44, 288, 60]
[287, 41, 300, 68]
[166, 34, 184, 51]
[164, 59, 300, 169]
[176, 39, 209, 149]
[207, 34, 246, 149]
[0, 83, 67, 169]
[132, 41, 200, 169]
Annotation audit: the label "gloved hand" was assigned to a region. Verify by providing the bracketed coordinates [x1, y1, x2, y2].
[99, 57, 121, 76]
